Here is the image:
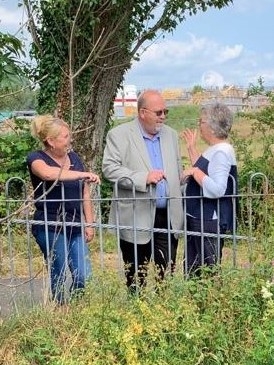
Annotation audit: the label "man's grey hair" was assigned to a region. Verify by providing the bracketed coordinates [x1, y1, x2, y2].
[137, 89, 161, 111]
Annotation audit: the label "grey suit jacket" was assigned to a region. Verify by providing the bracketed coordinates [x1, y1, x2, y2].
[102, 119, 184, 244]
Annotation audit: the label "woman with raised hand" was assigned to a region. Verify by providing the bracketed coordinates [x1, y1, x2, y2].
[181, 103, 238, 277]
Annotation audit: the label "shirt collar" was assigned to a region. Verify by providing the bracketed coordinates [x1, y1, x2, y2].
[137, 120, 160, 141]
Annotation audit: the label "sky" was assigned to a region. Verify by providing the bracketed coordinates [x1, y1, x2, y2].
[1, 0, 274, 91]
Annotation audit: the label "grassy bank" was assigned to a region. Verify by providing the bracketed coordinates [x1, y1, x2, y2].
[1, 104, 274, 364]
[1, 265, 274, 364]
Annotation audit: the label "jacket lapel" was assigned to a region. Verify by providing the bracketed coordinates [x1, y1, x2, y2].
[130, 120, 152, 170]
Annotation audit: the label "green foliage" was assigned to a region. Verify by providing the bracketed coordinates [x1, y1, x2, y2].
[0, 119, 37, 181]
[0, 32, 26, 87]
[97, 175, 113, 224]
[166, 104, 199, 131]
[0, 31, 36, 111]
[246, 76, 265, 97]
[30, 0, 126, 114]
[0, 118, 39, 218]
[1, 265, 274, 364]
[0, 86, 38, 110]
[231, 79, 274, 230]
[20, 328, 61, 364]
[245, 279, 274, 364]
[192, 85, 204, 94]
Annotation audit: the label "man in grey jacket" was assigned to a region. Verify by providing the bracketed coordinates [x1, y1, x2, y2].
[102, 89, 183, 291]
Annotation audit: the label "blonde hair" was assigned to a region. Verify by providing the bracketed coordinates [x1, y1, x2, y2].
[31, 115, 70, 146]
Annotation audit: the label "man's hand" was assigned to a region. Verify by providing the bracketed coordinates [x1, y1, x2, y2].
[146, 169, 166, 184]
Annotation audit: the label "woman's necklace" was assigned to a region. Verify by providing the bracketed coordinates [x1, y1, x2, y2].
[45, 150, 71, 169]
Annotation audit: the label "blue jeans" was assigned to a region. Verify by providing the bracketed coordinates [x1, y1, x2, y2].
[33, 226, 92, 304]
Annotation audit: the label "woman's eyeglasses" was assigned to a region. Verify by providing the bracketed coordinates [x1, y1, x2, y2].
[197, 118, 207, 126]
[143, 108, 169, 116]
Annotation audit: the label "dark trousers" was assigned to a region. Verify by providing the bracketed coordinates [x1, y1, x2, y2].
[120, 208, 178, 289]
[185, 216, 224, 277]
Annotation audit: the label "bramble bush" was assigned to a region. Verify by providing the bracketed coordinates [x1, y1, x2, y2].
[0, 118, 38, 218]
[231, 80, 274, 232]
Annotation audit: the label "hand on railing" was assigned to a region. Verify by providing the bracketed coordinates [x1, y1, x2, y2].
[83, 172, 101, 184]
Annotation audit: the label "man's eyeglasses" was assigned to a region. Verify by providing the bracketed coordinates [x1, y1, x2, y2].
[143, 108, 169, 117]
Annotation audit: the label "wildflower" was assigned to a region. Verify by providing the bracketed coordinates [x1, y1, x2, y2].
[265, 280, 273, 289]
[185, 332, 194, 339]
[125, 345, 140, 365]
[132, 322, 143, 335]
[261, 285, 273, 299]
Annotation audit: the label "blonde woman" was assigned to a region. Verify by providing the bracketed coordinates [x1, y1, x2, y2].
[27, 115, 100, 304]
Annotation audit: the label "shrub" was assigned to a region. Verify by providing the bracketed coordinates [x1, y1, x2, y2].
[0, 118, 38, 218]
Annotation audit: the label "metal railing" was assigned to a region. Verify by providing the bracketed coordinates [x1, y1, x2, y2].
[0, 173, 272, 317]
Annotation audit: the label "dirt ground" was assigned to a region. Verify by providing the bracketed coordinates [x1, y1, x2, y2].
[0, 251, 121, 319]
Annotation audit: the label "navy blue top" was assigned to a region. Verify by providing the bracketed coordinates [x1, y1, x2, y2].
[27, 150, 85, 234]
[185, 152, 238, 233]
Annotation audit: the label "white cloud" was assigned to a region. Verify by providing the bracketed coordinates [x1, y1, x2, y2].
[133, 35, 216, 69]
[130, 35, 243, 75]
[201, 71, 224, 88]
[126, 33, 274, 89]
[1, 1, 273, 90]
[218, 45, 243, 63]
[0, 6, 22, 29]
[232, 0, 274, 13]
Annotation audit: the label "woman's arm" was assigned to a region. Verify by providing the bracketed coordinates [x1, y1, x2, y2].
[82, 182, 96, 242]
[31, 159, 100, 183]
[182, 166, 206, 186]
[183, 151, 231, 198]
[202, 151, 231, 198]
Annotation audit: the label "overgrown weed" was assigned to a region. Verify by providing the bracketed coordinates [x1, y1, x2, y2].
[1, 265, 273, 364]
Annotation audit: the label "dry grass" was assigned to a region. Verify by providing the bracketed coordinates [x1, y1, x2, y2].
[0, 232, 254, 280]
[232, 118, 253, 138]
[180, 116, 266, 167]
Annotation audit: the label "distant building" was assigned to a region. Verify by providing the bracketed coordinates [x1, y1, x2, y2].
[0, 110, 36, 123]
[114, 85, 138, 118]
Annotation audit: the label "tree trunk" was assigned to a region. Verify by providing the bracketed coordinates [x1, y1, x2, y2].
[28, 0, 234, 175]
[73, 55, 130, 172]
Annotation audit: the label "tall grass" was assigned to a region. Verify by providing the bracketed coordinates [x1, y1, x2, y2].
[1, 266, 274, 364]
[1, 104, 274, 364]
